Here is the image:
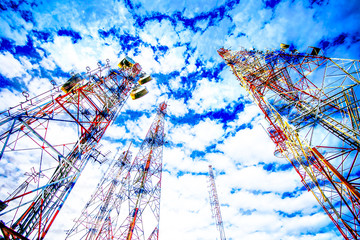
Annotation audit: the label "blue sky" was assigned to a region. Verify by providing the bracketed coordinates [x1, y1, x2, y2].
[0, 0, 359, 239]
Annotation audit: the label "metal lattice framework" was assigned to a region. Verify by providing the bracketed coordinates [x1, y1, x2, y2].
[65, 148, 133, 240]
[66, 102, 167, 240]
[208, 165, 226, 240]
[218, 46, 360, 239]
[0, 57, 149, 240]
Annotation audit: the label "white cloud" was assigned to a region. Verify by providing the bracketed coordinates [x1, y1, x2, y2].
[131, 0, 226, 18]
[26, 77, 53, 94]
[217, 125, 276, 166]
[185, 55, 197, 73]
[158, 46, 187, 73]
[282, 212, 331, 235]
[140, 19, 179, 48]
[167, 97, 188, 117]
[0, 52, 27, 78]
[32, 0, 135, 38]
[39, 56, 56, 70]
[160, 172, 217, 240]
[206, 151, 236, 173]
[227, 103, 262, 130]
[226, 0, 360, 55]
[41, 36, 95, 72]
[164, 147, 208, 173]
[221, 166, 300, 193]
[168, 76, 182, 91]
[176, 23, 194, 46]
[103, 123, 127, 139]
[132, 45, 162, 74]
[169, 118, 224, 151]
[123, 113, 154, 141]
[19, 56, 37, 71]
[188, 75, 243, 114]
[0, 88, 24, 111]
[41, 35, 122, 73]
[195, 18, 210, 31]
[0, 10, 32, 46]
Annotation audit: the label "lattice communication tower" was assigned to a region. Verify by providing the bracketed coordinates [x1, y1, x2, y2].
[208, 165, 226, 240]
[218, 45, 360, 239]
[66, 102, 167, 240]
[0, 57, 152, 240]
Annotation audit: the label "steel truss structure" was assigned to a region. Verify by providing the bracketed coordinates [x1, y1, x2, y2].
[0, 58, 148, 240]
[218, 46, 360, 239]
[208, 165, 226, 240]
[66, 102, 167, 240]
[65, 148, 133, 240]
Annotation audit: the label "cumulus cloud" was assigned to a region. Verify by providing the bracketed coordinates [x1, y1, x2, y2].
[188, 76, 243, 114]
[0, 10, 32, 46]
[26, 77, 54, 94]
[41, 35, 122, 73]
[169, 118, 224, 151]
[140, 19, 180, 47]
[222, 166, 300, 193]
[103, 123, 127, 140]
[158, 46, 187, 73]
[160, 171, 217, 240]
[0, 52, 27, 78]
[39, 56, 56, 70]
[132, 45, 162, 73]
[0, 88, 24, 111]
[167, 97, 188, 117]
[217, 125, 276, 166]
[168, 76, 183, 91]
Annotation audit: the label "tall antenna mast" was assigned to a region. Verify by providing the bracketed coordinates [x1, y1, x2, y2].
[208, 165, 226, 240]
[218, 45, 360, 239]
[0, 57, 152, 240]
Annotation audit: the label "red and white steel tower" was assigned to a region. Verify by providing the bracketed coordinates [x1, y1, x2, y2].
[0, 57, 152, 240]
[218, 45, 360, 239]
[66, 102, 167, 240]
[208, 165, 226, 240]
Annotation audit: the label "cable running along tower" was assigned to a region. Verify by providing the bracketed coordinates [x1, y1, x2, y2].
[208, 165, 226, 240]
[66, 102, 167, 240]
[0, 57, 152, 240]
[218, 45, 360, 239]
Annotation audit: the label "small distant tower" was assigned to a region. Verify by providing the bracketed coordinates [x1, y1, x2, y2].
[208, 165, 226, 240]
[66, 102, 167, 240]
